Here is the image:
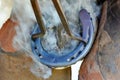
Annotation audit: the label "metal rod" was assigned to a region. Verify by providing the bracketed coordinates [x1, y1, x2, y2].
[52, 0, 72, 36]
[52, 0, 86, 42]
[30, 0, 46, 38]
[30, 0, 86, 43]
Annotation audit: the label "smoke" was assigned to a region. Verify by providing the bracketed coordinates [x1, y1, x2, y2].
[11, 0, 52, 79]
[10, 0, 101, 79]
[39, 0, 101, 54]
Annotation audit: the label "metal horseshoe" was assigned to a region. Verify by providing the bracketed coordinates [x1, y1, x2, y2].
[31, 0, 95, 68]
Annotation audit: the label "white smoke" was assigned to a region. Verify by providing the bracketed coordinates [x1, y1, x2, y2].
[39, 0, 101, 54]
[10, 0, 100, 79]
[11, 0, 52, 79]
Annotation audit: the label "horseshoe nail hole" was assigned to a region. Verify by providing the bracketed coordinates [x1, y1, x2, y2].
[38, 54, 43, 58]
[34, 46, 37, 49]
[67, 57, 75, 62]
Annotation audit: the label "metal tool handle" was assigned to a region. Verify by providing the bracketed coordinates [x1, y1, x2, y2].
[30, 0, 86, 42]
[30, 0, 46, 39]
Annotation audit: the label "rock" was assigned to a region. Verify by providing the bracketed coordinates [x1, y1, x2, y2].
[79, 0, 120, 80]
[0, 19, 18, 52]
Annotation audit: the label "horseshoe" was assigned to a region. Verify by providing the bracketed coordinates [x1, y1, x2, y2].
[31, 8, 95, 68]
